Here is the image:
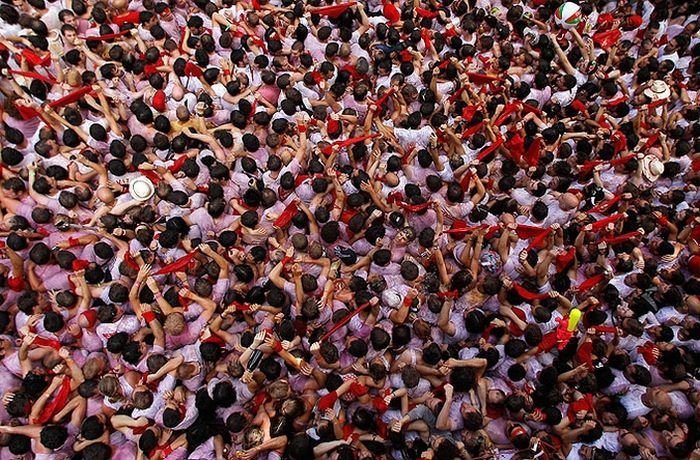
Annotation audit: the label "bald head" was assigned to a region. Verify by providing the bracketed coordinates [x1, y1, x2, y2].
[559, 192, 580, 211]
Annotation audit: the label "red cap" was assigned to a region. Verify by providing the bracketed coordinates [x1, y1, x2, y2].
[327, 118, 341, 136]
[72, 259, 90, 271]
[627, 15, 642, 28]
[81, 310, 97, 328]
[7, 276, 24, 291]
[152, 90, 166, 112]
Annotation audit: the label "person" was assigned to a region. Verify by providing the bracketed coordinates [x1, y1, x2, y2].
[0, 0, 699, 458]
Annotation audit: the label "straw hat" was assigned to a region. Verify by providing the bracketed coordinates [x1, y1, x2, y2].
[641, 156, 664, 182]
[643, 80, 671, 101]
[129, 176, 155, 201]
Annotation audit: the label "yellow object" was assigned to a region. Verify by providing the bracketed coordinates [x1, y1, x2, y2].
[567, 309, 582, 332]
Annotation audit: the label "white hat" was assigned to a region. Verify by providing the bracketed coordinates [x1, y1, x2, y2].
[641, 156, 664, 182]
[643, 80, 671, 101]
[129, 176, 155, 201]
[381, 290, 402, 309]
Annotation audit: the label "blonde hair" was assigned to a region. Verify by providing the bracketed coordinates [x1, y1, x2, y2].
[164, 313, 186, 335]
[65, 69, 81, 87]
[268, 381, 290, 400]
[98, 375, 120, 401]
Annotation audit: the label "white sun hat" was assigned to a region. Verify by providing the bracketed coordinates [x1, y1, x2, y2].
[643, 80, 671, 101]
[129, 176, 155, 201]
[641, 156, 664, 182]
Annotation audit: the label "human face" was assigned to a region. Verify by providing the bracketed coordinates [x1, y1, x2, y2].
[62, 14, 76, 27]
[63, 30, 77, 45]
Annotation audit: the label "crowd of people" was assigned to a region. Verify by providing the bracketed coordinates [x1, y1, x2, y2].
[0, 0, 698, 457]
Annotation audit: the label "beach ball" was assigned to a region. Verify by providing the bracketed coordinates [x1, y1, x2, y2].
[555, 2, 582, 29]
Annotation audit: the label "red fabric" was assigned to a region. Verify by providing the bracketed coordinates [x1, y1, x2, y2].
[202, 334, 226, 347]
[512, 283, 548, 301]
[526, 227, 552, 251]
[576, 274, 605, 292]
[420, 28, 431, 50]
[312, 2, 356, 18]
[48, 86, 93, 108]
[123, 251, 141, 272]
[637, 342, 658, 365]
[138, 169, 161, 185]
[415, 6, 438, 18]
[566, 394, 594, 422]
[603, 230, 641, 246]
[576, 341, 594, 369]
[321, 302, 371, 342]
[373, 396, 389, 412]
[374, 88, 394, 108]
[588, 194, 621, 214]
[399, 201, 431, 213]
[524, 137, 541, 167]
[230, 301, 251, 312]
[445, 223, 488, 235]
[318, 391, 339, 411]
[436, 290, 459, 299]
[71, 259, 90, 271]
[153, 251, 197, 275]
[508, 307, 527, 336]
[643, 132, 660, 150]
[168, 155, 189, 173]
[11, 102, 39, 121]
[184, 61, 203, 77]
[466, 72, 500, 85]
[273, 200, 299, 229]
[152, 90, 166, 112]
[476, 136, 504, 161]
[610, 130, 627, 155]
[20, 49, 51, 67]
[350, 382, 369, 396]
[580, 160, 604, 175]
[461, 122, 484, 140]
[592, 29, 622, 51]
[143, 311, 156, 323]
[35, 376, 71, 424]
[321, 134, 379, 155]
[688, 255, 700, 277]
[111, 10, 141, 26]
[537, 331, 559, 353]
[251, 0, 260, 10]
[461, 104, 479, 121]
[606, 95, 628, 107]
[590, 212, 625, 231]
[555, 247, 576, 272]
[9, 70, 57, 85]
[32, 336, 62, 350]
[608, 153, 635, 167]
[515, 225, 548, 240]
[494, 102, 521, 126]
[505, 132, 525, 163]
[520, 103, 542, 117]
[382, 1, 401, 23]
[570, 99, 588, 115]
[327, 118, 341, 135]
